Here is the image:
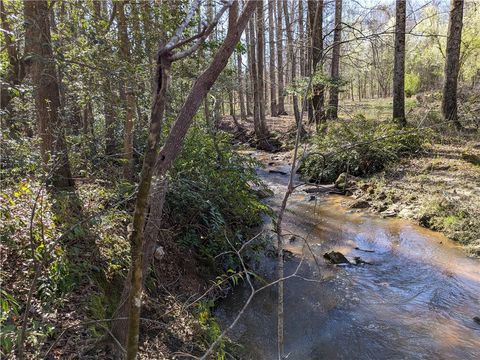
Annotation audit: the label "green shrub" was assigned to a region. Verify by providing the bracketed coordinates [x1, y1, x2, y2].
[165, 126, 269, 269]
[405, 73, 421, 97]
[300, 118, 428, 183]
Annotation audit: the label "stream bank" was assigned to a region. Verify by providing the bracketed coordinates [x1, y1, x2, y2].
[216, 150, 480, 360]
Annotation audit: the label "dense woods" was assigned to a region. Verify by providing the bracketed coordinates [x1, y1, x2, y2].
[1, 0, 479, 359]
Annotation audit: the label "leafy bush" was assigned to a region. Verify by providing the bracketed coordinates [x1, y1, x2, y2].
[165, 126, 269, 268]
[300, 118, 428, 183]
[405, 73, 421, 97]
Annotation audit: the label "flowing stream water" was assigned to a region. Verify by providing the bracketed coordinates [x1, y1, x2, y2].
[216, 151, 480, 359]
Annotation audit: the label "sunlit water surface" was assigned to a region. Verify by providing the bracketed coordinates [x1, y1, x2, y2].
[216, 151, 480, 360]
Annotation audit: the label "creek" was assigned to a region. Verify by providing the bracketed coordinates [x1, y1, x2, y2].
[216, 151, 480, 359]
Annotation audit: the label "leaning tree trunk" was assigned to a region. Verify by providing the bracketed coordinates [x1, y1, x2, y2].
[392, 0, 406, 126]
[327, 0, 342, 120]
[442, 0, 464, 129]
[23, 0, 73, 189]
[111, 2, 257, 358]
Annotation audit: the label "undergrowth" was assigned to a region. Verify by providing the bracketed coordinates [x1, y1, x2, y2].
[0, 123, 268, 357]
[300, 117, 428, 182]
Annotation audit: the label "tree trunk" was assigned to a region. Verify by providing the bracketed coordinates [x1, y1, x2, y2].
[249, 5, 269, 148]
[1, 0, 26, 110]
[276, 0, 286, 115]
[255, 1, 267, 135]
[245, 23, 254, 117]
[236, 49, 247, 120]
[23, 0, 73, 189]
[327, 0, 342, 120]
[111, 50, 172, 356]
[309, 0, 325, 125]
[392, 0, 406, 126]
[268, 0, 277, 116]
[104, 78, 117, 156]
[112, 2, 256, 357]
[299, 0, 305, 77]
[442, 0, 464, 129]
[117, 1, 136, 180]
[284, 1, 300, 125]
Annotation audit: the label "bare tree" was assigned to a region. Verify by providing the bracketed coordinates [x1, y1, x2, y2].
[24, 0, 73, 189]
[327, 0, 343, 120]
[442, 0, 464, 129]
[393, 0, 406, 126]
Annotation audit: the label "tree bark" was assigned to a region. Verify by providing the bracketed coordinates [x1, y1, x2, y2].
[255, 0, 268, 142]
[117, 1, 136, 180]
[245, 23, 254, 117]
[309, 0, 325, 125]
[236, 49, 247, 121]
[268, 0, 277, 116]
[327, 0, 342, 120]
[1, 0, 26, 110]
[299, 0, 305, 77]
[393, 0, 406, 126]
[112, 2, 256, 357]
[111, 49, 172, 357]
[275, 0, 286, 115]
[24, 0, 73, 189]
[249, 6, 269, 147]
[284, 2, 300, 125]
[442, 0, 464, 129]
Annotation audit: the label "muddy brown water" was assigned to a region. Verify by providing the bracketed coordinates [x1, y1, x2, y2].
[216, 151, 480, 360]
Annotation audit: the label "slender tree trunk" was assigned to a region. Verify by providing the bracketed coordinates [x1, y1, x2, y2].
[284, 1, 300, 125]
[117, 1, 136, 180]
[23, 0, 73, 189]
[268, 0, 277, 116]
[245, 24, 254, 117]
[250, 5, 269, 147]
[276, 0, 286, 115]
[1, 0, 26, 110]
[111, 51, 171, 355]
[327, 0, 342, 120]
[104, 78, 117, 156]
[236, 49, 247, 120]
[442, 0, 464, 129]
[299, 0, 305, 77]
[256, 1, 266, 127]
[309, 0, 324, 125]
[392, 0, 406, 126]
[112, 3, 256, 358]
